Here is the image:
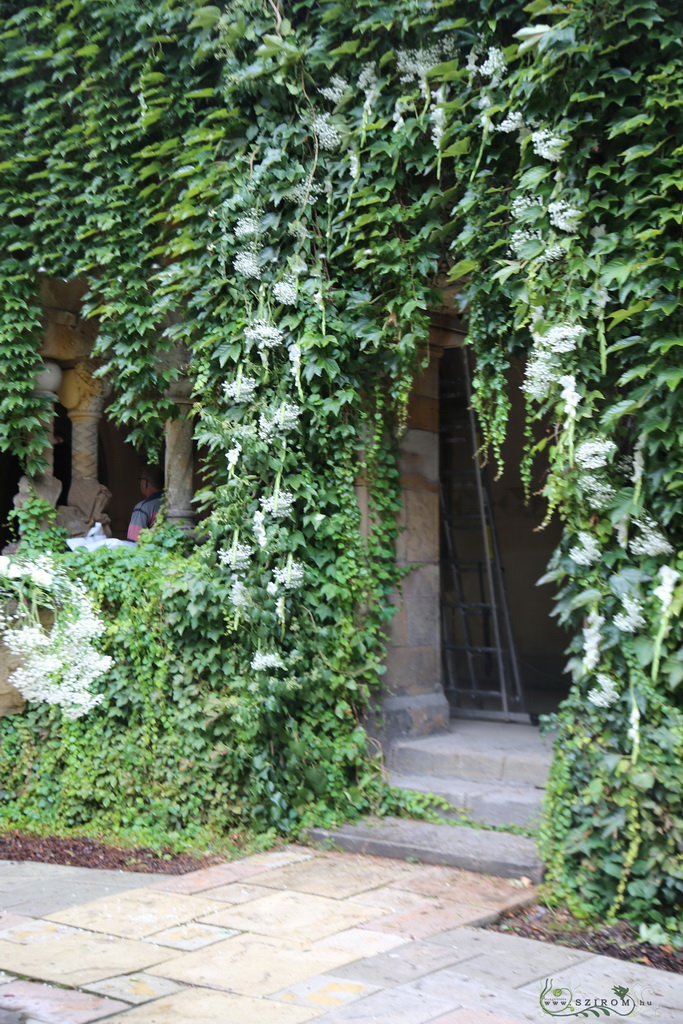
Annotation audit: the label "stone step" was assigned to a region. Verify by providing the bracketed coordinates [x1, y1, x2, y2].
[388, 719, 553, 789]
[389, 771, 544, 829]
[307, 816, 544, 883]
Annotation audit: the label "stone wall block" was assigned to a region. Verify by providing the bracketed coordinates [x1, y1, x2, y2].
[383, 645, 441, 696]
[399, 429, 439, 486]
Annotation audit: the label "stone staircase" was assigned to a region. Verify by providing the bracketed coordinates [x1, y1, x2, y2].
[388, 719, 553, 829]
[307, 719, 553, 882]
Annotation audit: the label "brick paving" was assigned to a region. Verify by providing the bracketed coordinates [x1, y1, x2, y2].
[0, 846, 680, 1022]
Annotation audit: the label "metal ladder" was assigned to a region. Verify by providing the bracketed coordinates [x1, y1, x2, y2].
[439, 347, 526, 722]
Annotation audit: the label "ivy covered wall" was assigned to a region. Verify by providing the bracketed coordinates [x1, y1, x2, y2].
[1, 0, 682, 936]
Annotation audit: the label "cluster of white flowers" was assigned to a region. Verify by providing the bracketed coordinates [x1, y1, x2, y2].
[614, 594, 646, 633]
[627, 699, 641, 746]
[509, 227, 542, 256]
[261, 491, 295, 517]
[588, 673, 620, 708]
[230, 578, 248, 608]
[250, 651, 283, 671]
[290, 179, 322, 205]
[538, 244, 565, 264]
[511, 193, 542, 218]
[244, 319, 284, 351]
[391, 98, 411, 132]
[1, 558, 111, 719]
[569, 531, 601, 567]
[313, 112, 342, 151]
[430, 87, 446, 149]
[631, 435, 645, 489]
[574, 437, 617, 470]
[522, 349, 559, 401]
[397, 44, 441, 84]
[253, 509, 267, 549]
[273, 276, 297, 305]
[223, 375, 258, 403]
[531, 128, 566, 162]
[580, 475, 616, 510]
[218, 542, 253, 571]
[534, 322, 586, 354]
[629, 514, 673, 557]
[559, 374, 581, 420]
[653, 564, 679, 610]
[548, 199, 582, 233]
[273, 560, 305, 589]
[496, 111, 525, 133]
[319, 75, 348, 103]
[348, 149, 360, 179]
[478, 46, 506, 85]
[582, 609, 604, 672]
[234, 214, 261, 238]
[358, 63, 380, 114]
[259, 402, 301, 439]
[226, 442, 241, 470]
[233, 246, 261, 279]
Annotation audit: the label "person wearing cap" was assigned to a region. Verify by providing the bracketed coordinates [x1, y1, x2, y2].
[127, 466, 164, 542]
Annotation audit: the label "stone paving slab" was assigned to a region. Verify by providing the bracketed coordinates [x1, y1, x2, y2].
[46, 889, 222, 939]
[0, 930, 172, 987]
[0, 862, 169, 918]
[329, 939, 474, 987]
[0, 979, 128, 1022]
[360, 899, 499, 940]
[269, 973, 380, 1010]
[143, 921, 238, 950]
[104, 989, 322, 1023]
[310, 984, 456, 1023]
[247, 853, 416, 899]
[313, 927, 405, 959]
[197, 889, 386, 942]
[83, 973, 184, 1006]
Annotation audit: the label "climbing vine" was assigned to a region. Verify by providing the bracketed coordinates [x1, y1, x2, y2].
[1, 0, 682, 935]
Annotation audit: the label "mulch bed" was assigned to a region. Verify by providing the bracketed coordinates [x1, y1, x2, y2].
[487, 903, 683, 975]
[0, 831, 225, 874]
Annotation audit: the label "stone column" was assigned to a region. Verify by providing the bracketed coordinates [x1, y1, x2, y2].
[57, 360, 112, 534]
[164, 377, 196, 531]
[10, 360, 64, 530]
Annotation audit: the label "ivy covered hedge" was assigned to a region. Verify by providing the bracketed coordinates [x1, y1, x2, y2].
[1, 0, 682, 936]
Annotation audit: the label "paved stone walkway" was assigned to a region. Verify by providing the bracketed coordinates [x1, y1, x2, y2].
[0, 846, 680, 1023]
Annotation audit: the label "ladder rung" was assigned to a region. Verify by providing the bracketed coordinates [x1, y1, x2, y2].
[443, 644, 502, 654]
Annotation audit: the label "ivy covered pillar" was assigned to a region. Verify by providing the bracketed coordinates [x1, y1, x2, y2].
[378, 335, 455, 740]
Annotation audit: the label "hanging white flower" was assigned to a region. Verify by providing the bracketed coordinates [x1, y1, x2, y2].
[575, 438, 617, 470]
[629, 515, 673, 557]
[614, 594, 646, 633]
[653, 565, 680, 611]
[582, 609, 604, 673]
[569, 531, 601, 567]
[531, 128, 566, 162]
[250, 651, 284, 671]
[588, 673, 620, 708]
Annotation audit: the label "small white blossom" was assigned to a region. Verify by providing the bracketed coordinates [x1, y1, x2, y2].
[496, 111, 525, 133]
[614, 594, 646, 633]
[230, 578, 248, 608]
[575, 438, 618, 470]
[582, 609, 604, 673]
[580, 475, 616, 510]
[627, 699, 641, 745]
[244, 319, 284, 351]
[531, 128, 566, 162]
[226, 442, 241, 469]
[538, 244, 566, 264]
[653, 565, 680, 611]
[348, 149, 360, 179]
[223, 375, 258, 403]
[253, 509, 267, 549]
[250, 651, 283, 671]
[569, 531, 601, 567]
[266, 581, 278, 596]
[479, 46, 506, 85]
[631, 435, 645, 488]
[259, 403, 301, 439]
[548, 199, 582, 233]
[509, 227, 543, 256]
[260, 491, 295, 517]
[522, 349, 560, 401]
[273, 560, 305, 589]
[319, 75, 349, 103]
[312, 111, 342, 151]
[234, 214, 261, 237]
[397, 44, 442, 86]
[559, 374, 581, 419]
[233, 246, 262, 279]
[218, 542, 253, 571]
[629, 514, 673, 557]
[511, 193, 542, 218]
[588, 673, 620, 708]
[534, 322, 587, 354]
[430, 87, 446, 149]
[273, 277, 297, 305]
